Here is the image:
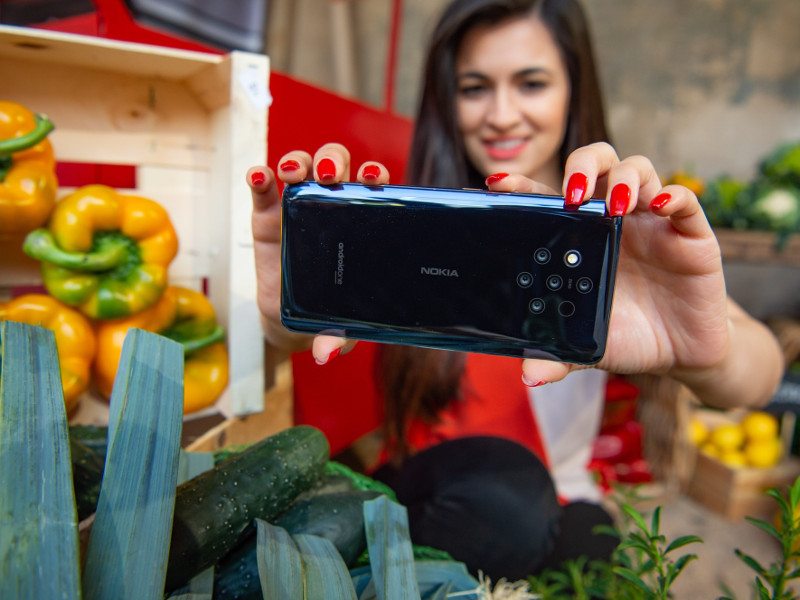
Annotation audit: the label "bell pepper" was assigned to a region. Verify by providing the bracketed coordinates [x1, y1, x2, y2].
[0, 101, 58, 235]
[0, 294, 96, 413]
[95, 286, 229, 414]
[23, 184, 179, 319]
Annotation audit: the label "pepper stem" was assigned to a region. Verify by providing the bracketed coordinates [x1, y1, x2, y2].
[23, 229, 129, 272]
[179, 326, 226, 355]
[0, 114, 55, 156]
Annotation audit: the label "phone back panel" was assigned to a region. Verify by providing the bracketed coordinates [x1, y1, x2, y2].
[281, 182, 622, 363]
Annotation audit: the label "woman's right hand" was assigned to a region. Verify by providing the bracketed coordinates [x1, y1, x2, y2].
[247, 143, 389, 362]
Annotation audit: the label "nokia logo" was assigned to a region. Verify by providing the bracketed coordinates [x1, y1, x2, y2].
[420, 267, 460, 277]
[335, 242, 344, 285]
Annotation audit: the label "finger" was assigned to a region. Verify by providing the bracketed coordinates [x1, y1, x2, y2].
[358, 161, 391, 185]
[562, 142, 620, 208]
[311, 335, 357, 365]
[313, 143, 352, 184]
[484, 172, 558, 195]
[276, 151, 313, 184]
[648, 184, 715, 239]
[247, 166, 281, 243]
[605, 155, 663, 217]
[521, 359, 579, 387]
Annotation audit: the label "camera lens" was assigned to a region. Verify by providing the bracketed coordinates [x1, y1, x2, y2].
[546, 274, 563, 291]
[576, 277, 593, 294]
[529, 298, 545, 314]
[517, 272, 533, 288]
[563, 250, 582, 267]
[534, 248, 551, 264]
[558, 301, 576, 317]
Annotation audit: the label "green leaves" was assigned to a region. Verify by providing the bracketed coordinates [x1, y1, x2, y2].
[82, 328, 184, 600]
[0, 321, 81, 599]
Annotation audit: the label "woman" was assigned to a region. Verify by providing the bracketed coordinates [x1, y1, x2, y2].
[248, 0, 783, 580]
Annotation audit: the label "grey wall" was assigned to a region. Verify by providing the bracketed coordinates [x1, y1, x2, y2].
[267, 0, 800, 182]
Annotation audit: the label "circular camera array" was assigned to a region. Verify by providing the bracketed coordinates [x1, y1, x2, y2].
[517, 248, 594, 317]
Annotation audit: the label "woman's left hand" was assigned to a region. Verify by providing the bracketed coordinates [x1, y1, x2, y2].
[488, 142, 782, 408]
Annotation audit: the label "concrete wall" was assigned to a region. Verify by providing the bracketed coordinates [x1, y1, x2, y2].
[267, 0, 800, 182]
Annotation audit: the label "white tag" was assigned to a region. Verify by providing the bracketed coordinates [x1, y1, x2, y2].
[238, 66, 272, 109]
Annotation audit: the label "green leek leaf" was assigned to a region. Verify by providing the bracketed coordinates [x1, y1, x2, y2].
[294, 533, 357, 599]
[83, 328, 184, 600]
[363, 495, 421, 600]
[255, 518, 304, 599]
[0, 322, 81, 599]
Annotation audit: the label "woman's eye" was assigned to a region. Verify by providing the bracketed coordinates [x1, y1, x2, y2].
[520, 80, 546, 92]
[458, 84, 488, 98]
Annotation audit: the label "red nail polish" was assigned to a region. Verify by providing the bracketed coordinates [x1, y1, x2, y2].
[565, 172, 588, 208]
[522, 374, 546, 388]
[485, 172, 509, 186]
[609, 183, 631, 216]
[250, 171, 265, 186]
[316, 158, 337, 182]
[650, 192, 671, 211]
[280, 159, 300, 172]
[363, 165, 381, 181]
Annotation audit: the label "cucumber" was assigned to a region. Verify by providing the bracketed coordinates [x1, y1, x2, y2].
[69, 438, 105, 521]
[165, 425, 329, 591]
[213, 489, 379, 600]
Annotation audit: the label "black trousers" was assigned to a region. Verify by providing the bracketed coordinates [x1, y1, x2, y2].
[372, 436, 617, 581]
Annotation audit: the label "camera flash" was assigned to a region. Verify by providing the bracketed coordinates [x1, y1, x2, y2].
[564, 250, 581, 267]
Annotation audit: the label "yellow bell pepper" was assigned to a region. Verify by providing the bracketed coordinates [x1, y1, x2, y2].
[0, 294, 96, 413]
[0, 101, 58, 235]
[23, 184, 179, 319]
[95, 286, 229, 414]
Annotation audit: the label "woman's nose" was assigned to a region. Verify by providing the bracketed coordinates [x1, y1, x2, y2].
[486, 89, 521, 130]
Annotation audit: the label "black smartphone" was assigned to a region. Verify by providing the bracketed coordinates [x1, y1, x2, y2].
[280, 181, 622, 364]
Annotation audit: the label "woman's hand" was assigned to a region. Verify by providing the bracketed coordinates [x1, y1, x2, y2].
[489, 142, 783, 408]
[247, 143, 389, 362]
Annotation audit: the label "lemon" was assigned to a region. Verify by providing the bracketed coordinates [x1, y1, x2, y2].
[700, 442, 720, 458]
[688, 418, 709, 446]
[719, 449, 748, 469]
[741, 411, 779, 443]
[709, 423, 745, 452]
[744, 438, 783, 469]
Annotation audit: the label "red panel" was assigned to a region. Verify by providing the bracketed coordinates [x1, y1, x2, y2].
[268, 72, 413, 183]
[56, 162, 137, 189]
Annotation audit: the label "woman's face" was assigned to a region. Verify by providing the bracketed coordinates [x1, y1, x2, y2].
[455, 15, 571, 188]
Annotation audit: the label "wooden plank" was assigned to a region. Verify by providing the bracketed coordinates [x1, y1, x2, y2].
[717, 228, 800, 266]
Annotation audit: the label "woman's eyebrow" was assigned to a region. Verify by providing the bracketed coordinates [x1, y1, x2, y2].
[457, 66, 550, 80]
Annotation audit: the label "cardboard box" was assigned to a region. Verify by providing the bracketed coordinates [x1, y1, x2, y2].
[0, 25, 269, 417]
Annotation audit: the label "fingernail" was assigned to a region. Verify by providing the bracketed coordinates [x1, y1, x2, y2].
[485, 172, 509, 186]
[565, 172, 588, 208]
[316, 158, 337, 182]
[315, 347, 341, 365]
[280, 159, 300, 172]
[363, 164, 381, 181]
[609, 183, 631, 216]
[522, 374, 546, 387]
[250, 171, 265, 186]
[650, 192, 671, 211]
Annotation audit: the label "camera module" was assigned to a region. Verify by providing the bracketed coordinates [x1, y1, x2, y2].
[576, 277, 593, 294]
[546, 274, 563, 291]
[529, 298, 545, 314]
[534, 248, 551, 264]
[516, 272, 533, 288]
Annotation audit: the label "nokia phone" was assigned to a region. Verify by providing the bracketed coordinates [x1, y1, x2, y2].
[280, 181, 622, 364]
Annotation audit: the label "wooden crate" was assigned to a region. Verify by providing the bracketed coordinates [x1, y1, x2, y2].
[685, 409, 800, 520]
[716, 228, 800, 267]
[0, 25, 269, 417]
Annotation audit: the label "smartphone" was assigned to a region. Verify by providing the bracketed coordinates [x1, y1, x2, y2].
[280, 181, 622, 364]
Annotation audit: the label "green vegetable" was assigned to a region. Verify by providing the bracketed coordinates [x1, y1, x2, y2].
[748, 184, 800, 233]
[760, 140, 800, 187]
[165, 425, 330, 591]
[69, 437, 105, 521]
[213, 490, 379, 599]
[699, 176, 750, 229]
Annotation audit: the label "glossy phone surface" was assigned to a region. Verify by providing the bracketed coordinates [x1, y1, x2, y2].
[281, 182, 622, 363]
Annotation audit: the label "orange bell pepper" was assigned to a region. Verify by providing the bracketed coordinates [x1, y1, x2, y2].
[0, 294, 95, 413]
[95, 286, 228, 414]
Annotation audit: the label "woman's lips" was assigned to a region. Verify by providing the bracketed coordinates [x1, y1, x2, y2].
[483, 137, 527, 160]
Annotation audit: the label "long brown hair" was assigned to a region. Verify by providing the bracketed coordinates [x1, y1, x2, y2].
[378, 0, 611, 462]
